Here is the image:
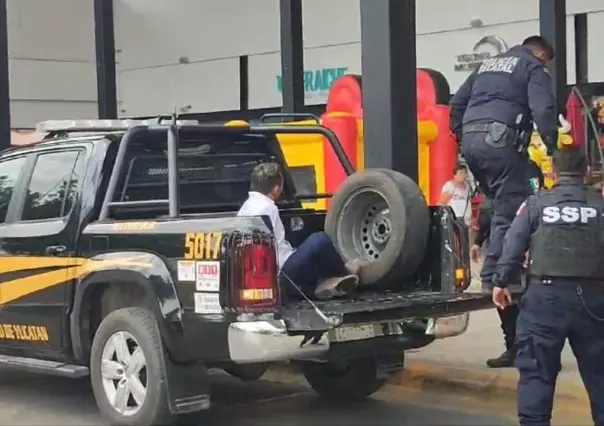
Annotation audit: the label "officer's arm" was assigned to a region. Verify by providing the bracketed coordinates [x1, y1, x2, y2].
[474, 209, 491, 247]
[449, 72, 476, 140]
[527, 65, 558, 154]
[492, 197, 539, 287]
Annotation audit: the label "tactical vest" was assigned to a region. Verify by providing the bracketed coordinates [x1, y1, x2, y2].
[529, 188, 604, 280]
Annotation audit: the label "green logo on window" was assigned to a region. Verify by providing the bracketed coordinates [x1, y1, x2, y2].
[276, 67, 348, 96]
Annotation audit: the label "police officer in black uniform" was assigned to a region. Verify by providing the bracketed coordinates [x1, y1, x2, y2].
[474, 160, 545, 368]
[450, 36, 559, 365]
[472, 160, 544, 262]
[493, 147, 604, 426]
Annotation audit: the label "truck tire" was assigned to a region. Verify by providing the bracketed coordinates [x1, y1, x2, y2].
[90, 307, 175, 426]
[302, 358, 387, 400]
[325, 169, 430, 287]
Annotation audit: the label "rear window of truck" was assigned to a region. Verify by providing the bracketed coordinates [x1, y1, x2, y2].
[113, 134, 280, 211]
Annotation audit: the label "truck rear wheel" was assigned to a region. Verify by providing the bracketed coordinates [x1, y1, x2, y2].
[325, 169, 430, 287]
[90, 307, 175, 426]
[301, 358, 387, 401]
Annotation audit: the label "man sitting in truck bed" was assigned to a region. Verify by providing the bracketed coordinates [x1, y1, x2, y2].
[238, 162, 364, 300]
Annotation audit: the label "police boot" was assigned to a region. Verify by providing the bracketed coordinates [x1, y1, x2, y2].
[486, 346, 515, 368]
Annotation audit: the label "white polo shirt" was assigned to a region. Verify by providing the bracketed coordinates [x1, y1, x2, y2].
[237, 191, 295, 269]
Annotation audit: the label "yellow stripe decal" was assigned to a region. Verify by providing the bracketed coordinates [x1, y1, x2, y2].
[1, 268, 78, 305]
[0, 257, 83, 274]
[0, 255, 154, 305]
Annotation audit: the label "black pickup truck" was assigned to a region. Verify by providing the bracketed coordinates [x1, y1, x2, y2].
[0, 117, 492, 426]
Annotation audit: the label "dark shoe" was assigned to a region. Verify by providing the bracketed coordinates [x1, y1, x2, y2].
[486, 349, 515, 368]
[314, 275, 359, 300]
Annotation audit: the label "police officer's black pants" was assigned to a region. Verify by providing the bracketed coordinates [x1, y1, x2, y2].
[461, 132, 531, 289]
[497, 303, 519, 350]
[516, 281, 604, 426]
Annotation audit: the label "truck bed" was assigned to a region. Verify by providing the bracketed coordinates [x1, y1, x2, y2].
[282, 290, 493, 332]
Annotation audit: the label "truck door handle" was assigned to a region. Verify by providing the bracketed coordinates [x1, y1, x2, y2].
[45, 245, 67, 256]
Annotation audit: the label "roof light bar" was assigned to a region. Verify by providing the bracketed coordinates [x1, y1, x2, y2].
[36, 118, 199, 133]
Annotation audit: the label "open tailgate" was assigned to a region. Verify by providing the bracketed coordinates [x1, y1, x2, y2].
[281, 291, 493, 332]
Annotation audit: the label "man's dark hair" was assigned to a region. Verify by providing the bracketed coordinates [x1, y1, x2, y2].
[250, 162, 283, 195]
[552, 146, 588, 177]
[522, 35, 555, 60]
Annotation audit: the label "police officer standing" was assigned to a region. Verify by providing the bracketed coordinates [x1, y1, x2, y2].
[493, 147, 604, 426]
[450, 36, 559, 366]
[471, 159, 544, 368]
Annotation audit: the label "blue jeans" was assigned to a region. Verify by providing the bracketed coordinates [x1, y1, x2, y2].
[279, 232, 349, 300]
[516, 281, 604, 426]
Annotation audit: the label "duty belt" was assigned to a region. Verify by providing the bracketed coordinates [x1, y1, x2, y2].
[463, 121, 525, 150]
[528, 275, 603, 285]
[462, 123, 491, 134]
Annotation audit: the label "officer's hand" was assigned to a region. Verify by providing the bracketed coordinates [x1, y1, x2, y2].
[492, 286, 512, 309]
[470, 244, 481, 262]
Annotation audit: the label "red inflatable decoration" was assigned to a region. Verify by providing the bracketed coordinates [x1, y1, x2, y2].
[319, 69, 458, 208]
[416, 68, 457, 206]
[322, 112, 358, 209]
[326, 75, 363, 117]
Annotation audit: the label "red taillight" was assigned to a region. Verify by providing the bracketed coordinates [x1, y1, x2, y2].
[451, 228, 470, 290]
[236, 241, 280, 309]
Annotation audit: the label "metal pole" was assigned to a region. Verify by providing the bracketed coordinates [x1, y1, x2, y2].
[279, 0, 304, 114]
[99, 126, 145, 220]
[539, 0, 567, 114]
[0, 0, 10, 149]
[360, 0, 418, 180]
[94, 0, 118, 119]
[166, 124, 180, 218]
[239, 56, 249, 111]
[574, 13, 588, 84]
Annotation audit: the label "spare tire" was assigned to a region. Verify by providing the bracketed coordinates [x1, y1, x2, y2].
[325, 169, 430, 287]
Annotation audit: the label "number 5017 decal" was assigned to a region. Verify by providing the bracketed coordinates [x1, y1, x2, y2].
[184, 232, 223, 260]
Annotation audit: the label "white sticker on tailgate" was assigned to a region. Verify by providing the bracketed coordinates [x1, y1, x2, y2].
[195, 261, 220, 292]
[330, 324, 376, 342]
[194, 292, 222, 314]
[177, 260, 196, 281]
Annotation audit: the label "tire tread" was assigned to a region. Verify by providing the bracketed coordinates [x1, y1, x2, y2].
[90, 307, 175, 426]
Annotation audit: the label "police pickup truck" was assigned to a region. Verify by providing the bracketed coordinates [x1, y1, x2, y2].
[0, 117, 492, 426]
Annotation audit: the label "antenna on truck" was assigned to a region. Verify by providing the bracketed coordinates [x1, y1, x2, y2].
[166, 107, 181, 218]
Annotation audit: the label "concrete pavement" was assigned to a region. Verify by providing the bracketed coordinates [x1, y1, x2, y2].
[0, 368, 515, 425]
[401, 310, 586, 400]
[402, 260, 588, 409]
[270, 259, 591, 423]
[406, 260, 578, 385]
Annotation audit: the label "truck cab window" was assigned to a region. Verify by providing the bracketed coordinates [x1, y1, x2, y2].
[0, 156, 27, 223]
[22, 151, 81, 221]
[289, 165, 317, 196]
[112, 135, 288, 215]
